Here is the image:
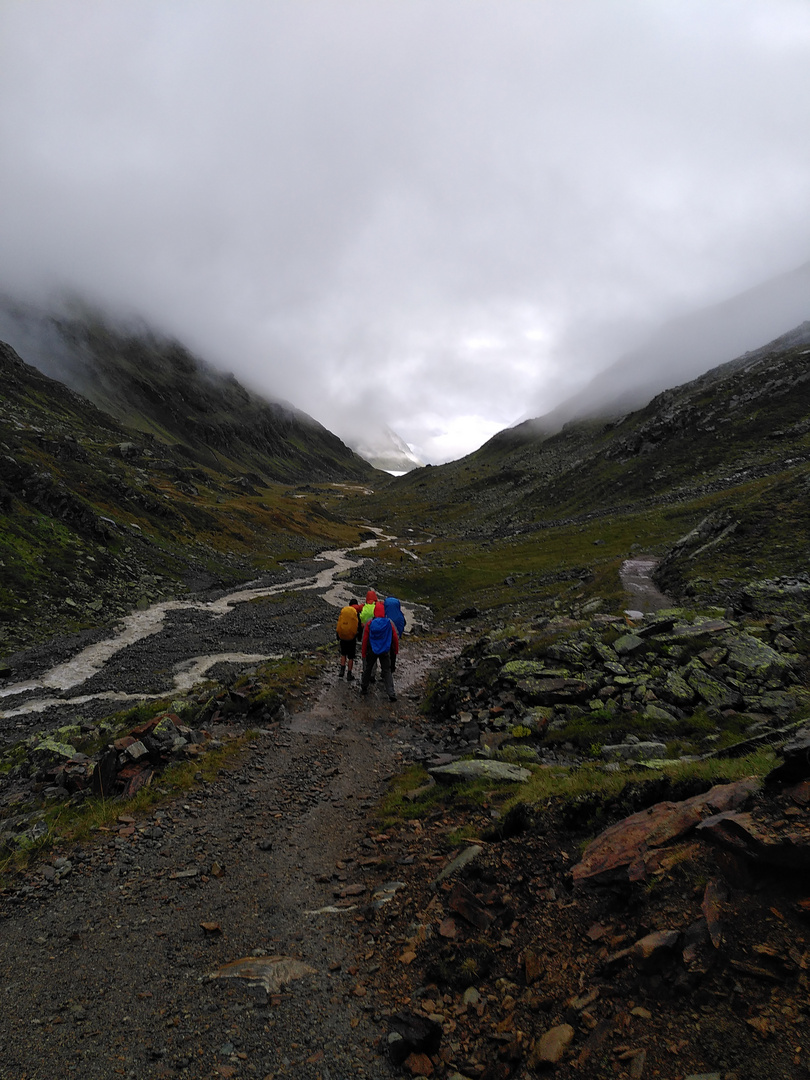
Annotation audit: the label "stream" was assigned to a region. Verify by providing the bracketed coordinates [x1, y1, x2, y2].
[1, 532, 427, 723]
[620, 555, 671, 617]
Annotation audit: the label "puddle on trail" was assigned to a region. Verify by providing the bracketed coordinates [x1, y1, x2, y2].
[0, 531, 431, 721]
[286, 635, 461, 738]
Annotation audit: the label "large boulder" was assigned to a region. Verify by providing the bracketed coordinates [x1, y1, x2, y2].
[726, 634, 794, 685]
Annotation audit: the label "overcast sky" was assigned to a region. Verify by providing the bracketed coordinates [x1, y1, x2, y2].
[1, 0, 809, 463]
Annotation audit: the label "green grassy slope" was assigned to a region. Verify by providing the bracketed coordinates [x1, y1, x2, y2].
[335, 327, 810, 619]
[0, 340, 371, 656]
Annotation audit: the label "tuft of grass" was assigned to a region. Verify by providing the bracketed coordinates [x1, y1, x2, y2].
[376, 765, 444, 824]
[377, 763, 514, 833]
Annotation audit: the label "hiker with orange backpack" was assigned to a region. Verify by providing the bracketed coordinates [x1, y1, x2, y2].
[335, 597, 362, 681]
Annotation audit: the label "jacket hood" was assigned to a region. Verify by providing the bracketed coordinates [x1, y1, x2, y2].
[366, 590, 378, 603]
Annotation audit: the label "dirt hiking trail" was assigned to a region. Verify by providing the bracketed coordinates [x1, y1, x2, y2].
[0, 638, 459, 1080]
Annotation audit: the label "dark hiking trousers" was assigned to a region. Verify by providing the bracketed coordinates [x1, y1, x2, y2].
[361, 651, 395, 698]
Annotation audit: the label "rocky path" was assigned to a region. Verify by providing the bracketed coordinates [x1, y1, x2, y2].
[0, 639, 456, 1080]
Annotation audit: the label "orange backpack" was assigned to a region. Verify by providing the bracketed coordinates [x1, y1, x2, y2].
[336, 605, 360, 641]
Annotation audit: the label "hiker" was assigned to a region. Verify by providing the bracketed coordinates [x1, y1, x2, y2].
[359, 589, 378, 626]
[360, 601, 399, 702]
[335, 598, 361, 681]
[384, 596, 406, 671]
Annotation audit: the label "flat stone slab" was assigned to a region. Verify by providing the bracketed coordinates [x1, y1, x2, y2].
[601, 740, 667, 762]
[428, 760, 531, 784]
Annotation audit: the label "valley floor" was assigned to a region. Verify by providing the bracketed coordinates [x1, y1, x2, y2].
[1, 541, 809, 1080]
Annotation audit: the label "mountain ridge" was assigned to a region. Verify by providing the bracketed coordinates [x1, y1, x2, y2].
[527, 258, 810, 433]
[0, 296, 379, 484]
[353, 320, 810, 618]
[0, 331, 374, 655]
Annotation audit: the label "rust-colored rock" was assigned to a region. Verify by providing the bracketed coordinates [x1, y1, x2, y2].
[701, 878, 727, 948]
[697, 809, 810, 871]
[117, 763, 153, 797]
[447, 882, 494, 930]
[572, 779, 760, 887]
[630, 929, 681, 971]
[523, 946, 545, 984]
[528, 1023, 575, 1067]
[404, 1052, 434, 1076]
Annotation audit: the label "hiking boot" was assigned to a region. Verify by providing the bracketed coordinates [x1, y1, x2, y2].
[338, 666, 345, 678]
[360, 687, 368, 696]
[388, 694, 397, 702]
[346, 671, 355, 682]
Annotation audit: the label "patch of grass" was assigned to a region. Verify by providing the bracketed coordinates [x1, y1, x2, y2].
[498, 747, 777, 820]
[377, 765, 513, 832]
[376, 765, 445, 824]
[361, 504, 692, 619]
[545, 711, 661, 750]
[445, 823, 484, 847]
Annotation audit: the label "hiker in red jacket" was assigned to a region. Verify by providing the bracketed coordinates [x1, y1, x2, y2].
[360, 601, 399, 702]
[359, 589, 378, 627]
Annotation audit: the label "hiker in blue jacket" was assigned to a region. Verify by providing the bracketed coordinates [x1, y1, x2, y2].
[360, 601, 399, 702]
[384, 596, 406, 672]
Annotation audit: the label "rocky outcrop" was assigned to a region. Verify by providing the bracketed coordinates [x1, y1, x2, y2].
[0, 673, 289, 855]
[0, 453, 110, 539]
[425, 609, 809, 766]
[572, 778, 761, 887]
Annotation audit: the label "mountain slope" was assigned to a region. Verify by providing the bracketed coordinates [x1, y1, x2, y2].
[349, 323, 810, 616]
[542, 258, 810, 429]
[0, 297, 378, 483]
[0, 338, 370, 656]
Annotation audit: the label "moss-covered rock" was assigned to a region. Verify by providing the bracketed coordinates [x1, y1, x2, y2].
[685, 663, 742, 710]
[662, 671, 695, 706]
[727, 634, 794, 684]
[500, 660, 567, 681]
[613, 634, 647, 656]
[30, 738, 78, 766]
[497, 745, 542, 765]
[54, 724, 82, 743]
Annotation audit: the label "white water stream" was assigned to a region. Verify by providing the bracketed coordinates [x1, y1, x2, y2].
[1, 533, 420, 721]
